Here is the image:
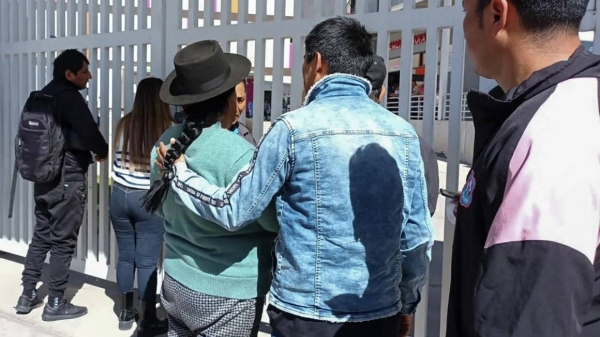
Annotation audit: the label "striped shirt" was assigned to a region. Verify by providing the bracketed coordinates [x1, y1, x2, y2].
[111, 133, 151, 190]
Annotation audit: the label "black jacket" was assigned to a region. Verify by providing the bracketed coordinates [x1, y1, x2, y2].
[448, 46, 600, 337]
[42, 79, 109, 177]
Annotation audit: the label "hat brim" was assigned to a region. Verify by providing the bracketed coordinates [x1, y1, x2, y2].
[160, 53, 251, 106]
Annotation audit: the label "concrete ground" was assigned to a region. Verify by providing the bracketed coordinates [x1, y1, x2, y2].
[0, 159, 470, 337]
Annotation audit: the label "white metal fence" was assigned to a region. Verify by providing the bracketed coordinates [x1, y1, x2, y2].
[2, 1, 600, 336]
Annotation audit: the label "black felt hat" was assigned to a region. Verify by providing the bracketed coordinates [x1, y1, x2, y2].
[160, 40, 251, 106]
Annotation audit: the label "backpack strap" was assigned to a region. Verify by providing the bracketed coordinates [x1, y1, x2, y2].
[8, 159, 18, 219]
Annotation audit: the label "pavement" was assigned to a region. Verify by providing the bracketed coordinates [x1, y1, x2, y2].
[0, 159, 470, 337]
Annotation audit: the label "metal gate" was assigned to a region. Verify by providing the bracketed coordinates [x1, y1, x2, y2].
[2, 1, 600, 336]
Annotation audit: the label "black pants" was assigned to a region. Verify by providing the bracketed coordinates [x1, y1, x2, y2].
[267, 305, 401, 337]
[22, 175, 87, 298]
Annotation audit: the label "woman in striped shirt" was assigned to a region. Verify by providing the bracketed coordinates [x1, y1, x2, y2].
[109, 77, 173, 332]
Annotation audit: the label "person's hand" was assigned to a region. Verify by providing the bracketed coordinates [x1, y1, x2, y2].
[154, 139, 186, 172]
[399, 313, 413, 337]
[170, 138, 186, 165]
[155, 142, 167, 171]
[96, 156, 107, 163]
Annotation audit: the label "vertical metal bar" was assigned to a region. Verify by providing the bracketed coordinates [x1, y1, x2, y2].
[376, 29, 390, 108]
[126, 0, 135, 31]
[290, 35, 304, 110]
[189, 0, 198, 28]
[9, 0, 17, 43]
[204, 0, 214, 27]
[47, 0, 56, 38]
[440, 20, 466, 337]
[438, 26, 451, 121]
[421, 26, 439, 144]
[16, 53, 26, 241]
[57, 0, 65, 37]
[140, 0, 148, 30]
[271, 37, 285, 121]
[274, 0, 285, 21]
[36, 0, 45, 40]
[124, 45, 134, 114]
[27, 0, 36, 41]
[221, 0, 231, 26]
[18, 0, 26, 41]
[333, 0, 345, 15]
[113, 0, 123, 32]
[138, 43, 148, 80]
[97, 45, 110, 264]
[78, 0, 86, 36]
[237, 40, 247, 124]
[354, 0, 366, 14]
[87, 47, 100, 261]
[89, 0, 98, 35]
[0, 0, 8, 43]
[293, 0, 303, 20]
[238, 0, 248, 25]
[252, 38, 266, 140]
[256, 0, 266, 23]
[0, 54, 8, 239]
[68, 0, 76, 37]
[101, 0, 110, 34]
[28, 52, 36, 244]
[398, 29, 413, 120]
[151, 0, 167, 78]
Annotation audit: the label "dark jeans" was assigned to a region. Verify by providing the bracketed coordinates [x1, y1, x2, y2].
[109, 182, 165, 302]
[22, 176, 87, 298]
[268, 305, 401, 337]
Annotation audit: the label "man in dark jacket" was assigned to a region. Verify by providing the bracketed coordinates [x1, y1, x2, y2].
[15, 49, 109, 321]
[449, 1, 600, 336]
[366, 55, 440, 216]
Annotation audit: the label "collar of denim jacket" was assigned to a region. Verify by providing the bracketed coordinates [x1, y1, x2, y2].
[302, 73, 372, 107]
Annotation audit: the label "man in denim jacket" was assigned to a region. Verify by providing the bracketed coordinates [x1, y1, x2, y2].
[166, 17, 434, 337]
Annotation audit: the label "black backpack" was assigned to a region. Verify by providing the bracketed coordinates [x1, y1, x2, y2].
[9, 92, 65, 218]
[14, 91, 66, 183]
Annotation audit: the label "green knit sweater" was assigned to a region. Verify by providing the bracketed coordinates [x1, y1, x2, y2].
[150, 123, 279, 299]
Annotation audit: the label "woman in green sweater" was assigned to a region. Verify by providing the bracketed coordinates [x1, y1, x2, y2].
[143, 40, 278, 337]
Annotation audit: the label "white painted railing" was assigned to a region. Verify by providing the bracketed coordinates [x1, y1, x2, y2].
[2, 1, 600, 336]
[386, 93, 472, 121]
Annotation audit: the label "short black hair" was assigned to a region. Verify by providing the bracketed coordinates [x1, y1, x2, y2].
[477, 0, 587, 35]
[304, 16, 374, 77]
[53, 49, 89, 80]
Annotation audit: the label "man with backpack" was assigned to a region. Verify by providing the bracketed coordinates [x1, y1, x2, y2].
[14, 49, 109, 321]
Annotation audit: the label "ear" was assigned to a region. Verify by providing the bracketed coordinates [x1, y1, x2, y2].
[315, 52, 327, 75]
[489, 0, 509, 36]
[64, 69, 76, 81]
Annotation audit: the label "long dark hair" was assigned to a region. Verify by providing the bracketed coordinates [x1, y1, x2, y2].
[142, 87, 235, 213]
[115, 77, 173, 172]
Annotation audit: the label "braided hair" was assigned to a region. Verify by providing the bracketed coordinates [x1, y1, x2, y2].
[142, 87, 235, 213]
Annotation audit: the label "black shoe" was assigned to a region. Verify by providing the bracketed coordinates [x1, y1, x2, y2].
[118, 292, 137, 331]
[15, 294, 44, 314]
[41, 297, 88, 322]
[138, 300, 167, 333]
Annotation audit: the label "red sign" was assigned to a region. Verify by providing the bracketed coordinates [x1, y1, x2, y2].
[389, 33, 427, 50]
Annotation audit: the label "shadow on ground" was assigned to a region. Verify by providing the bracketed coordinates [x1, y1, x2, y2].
[1, 241, 444, 337]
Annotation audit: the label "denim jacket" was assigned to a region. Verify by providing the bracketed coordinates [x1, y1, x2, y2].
[171, 74, 434, 322]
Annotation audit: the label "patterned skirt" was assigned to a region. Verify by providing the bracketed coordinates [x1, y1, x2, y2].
[161, 273, 265, 337]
